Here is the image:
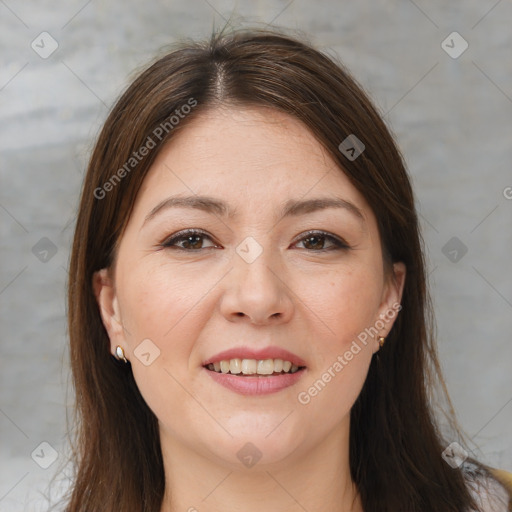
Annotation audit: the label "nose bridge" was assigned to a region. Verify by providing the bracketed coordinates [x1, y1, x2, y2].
[235, 234, 282, 299]
[220, 234, 293, 324]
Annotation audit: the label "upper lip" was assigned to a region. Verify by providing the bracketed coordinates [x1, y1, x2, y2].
[202, 346, 307, 368]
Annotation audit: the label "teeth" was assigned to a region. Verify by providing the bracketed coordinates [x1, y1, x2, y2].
[257, 359, 274, 375]
[206, 358, 302, 375]
[229, 359, 241, 374]
[241, 359, 257, 374]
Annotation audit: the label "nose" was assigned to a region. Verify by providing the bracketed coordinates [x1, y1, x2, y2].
[219, 247, 294, 326]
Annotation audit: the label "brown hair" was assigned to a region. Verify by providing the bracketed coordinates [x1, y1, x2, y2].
[66, 27, 500, 511]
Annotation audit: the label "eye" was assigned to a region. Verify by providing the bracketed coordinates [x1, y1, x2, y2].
[160, 229, 350, 252]
[160, 229, 219, 251]
[293, 230, 350, 252]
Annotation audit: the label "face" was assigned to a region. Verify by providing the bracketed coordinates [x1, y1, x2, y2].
[94, 106, 405, 471]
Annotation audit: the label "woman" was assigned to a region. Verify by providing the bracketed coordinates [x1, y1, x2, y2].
[65, 27, 511, 511]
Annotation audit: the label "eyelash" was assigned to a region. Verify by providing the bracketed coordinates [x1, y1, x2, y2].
[160, 229, 351, 252]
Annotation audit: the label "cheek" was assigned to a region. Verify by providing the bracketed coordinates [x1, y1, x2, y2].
[295, 264, 381, 407]
[118, 261, 213, 345]
[305, 263, 383, 349]
[115, 263, 214, 423]
[298, 348, 372, 423]
[114, 261, 214, 410]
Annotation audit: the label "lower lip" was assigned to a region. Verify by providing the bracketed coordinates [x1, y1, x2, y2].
[204, 368, 306, 395]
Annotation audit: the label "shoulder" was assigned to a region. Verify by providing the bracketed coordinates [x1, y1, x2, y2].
[463, 461, 511, 512]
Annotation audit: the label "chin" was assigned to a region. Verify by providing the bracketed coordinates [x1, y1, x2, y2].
[199, 422, 309, 470]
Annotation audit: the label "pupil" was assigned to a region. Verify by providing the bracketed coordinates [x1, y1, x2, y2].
[185, 235, 201, 249]
[306, 236, 323, 249]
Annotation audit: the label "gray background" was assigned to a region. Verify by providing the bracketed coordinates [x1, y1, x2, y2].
[1, 0, 511, 510]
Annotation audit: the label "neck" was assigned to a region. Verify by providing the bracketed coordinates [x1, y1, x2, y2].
[159, 422, 363, 512]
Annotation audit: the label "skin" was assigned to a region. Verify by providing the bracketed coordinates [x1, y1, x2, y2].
[94, 106, 406, 512]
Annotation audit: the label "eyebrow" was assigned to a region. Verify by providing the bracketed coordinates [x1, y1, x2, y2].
[143, 195, 365, 226]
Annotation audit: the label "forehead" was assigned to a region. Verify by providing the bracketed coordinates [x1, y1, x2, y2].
[133, 106, 372, 222]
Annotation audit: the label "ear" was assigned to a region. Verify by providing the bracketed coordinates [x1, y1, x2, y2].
[374, 261, 406, 349]
[92, 268, 127, 358]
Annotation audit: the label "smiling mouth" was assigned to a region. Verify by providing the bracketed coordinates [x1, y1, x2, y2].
[204, 358, 306, 376]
